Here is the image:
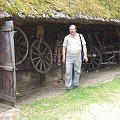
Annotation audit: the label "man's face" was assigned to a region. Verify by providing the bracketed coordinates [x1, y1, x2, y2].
[69, 26, 77, 36]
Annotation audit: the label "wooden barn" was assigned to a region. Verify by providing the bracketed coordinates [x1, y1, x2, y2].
[0, 0, 120, 106]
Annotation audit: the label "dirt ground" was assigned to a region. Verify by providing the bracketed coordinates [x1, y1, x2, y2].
[17, 66, 120, 104]
[0, 66, 120, 120]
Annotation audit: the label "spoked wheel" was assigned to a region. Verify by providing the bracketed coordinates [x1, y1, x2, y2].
[103, 46, 115, 64]
[30, 40, 53, 73]
[86, 46, 101, 71]
[14, 27, 29, 65]
[101, 32, 118, 64]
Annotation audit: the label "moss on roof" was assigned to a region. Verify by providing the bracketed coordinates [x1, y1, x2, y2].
[0, 0, 120, 20]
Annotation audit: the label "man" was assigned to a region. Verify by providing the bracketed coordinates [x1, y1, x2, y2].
[62, 24, 88, 91]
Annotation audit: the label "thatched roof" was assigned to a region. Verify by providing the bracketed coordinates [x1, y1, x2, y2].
[0, 0, 120, 24]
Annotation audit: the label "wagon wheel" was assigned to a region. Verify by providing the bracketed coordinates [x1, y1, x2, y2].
[102, 32, 118, 64]
[14, 27, 29, 65]
[86, 46, 101, 71]
[30, 40, 53, 73]
[103, 46, 115, 64]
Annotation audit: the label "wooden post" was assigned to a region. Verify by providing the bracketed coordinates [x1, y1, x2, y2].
[0, 20, 16, 106]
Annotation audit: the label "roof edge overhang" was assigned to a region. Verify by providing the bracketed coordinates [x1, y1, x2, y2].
[0, 16, 120, 26]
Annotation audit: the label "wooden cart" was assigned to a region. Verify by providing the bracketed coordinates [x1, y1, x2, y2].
[83, 28, 120, 71]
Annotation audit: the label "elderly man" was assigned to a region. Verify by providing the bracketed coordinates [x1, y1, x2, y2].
[62, 24, 88, 91]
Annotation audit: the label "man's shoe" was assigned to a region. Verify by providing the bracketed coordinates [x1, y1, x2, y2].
[66, 88, 70, 92]
[73, 86, 78, 89]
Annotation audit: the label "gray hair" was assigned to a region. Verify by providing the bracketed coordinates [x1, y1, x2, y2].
[69, 24, 77, 30]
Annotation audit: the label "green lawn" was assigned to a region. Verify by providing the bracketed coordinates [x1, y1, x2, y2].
[15, 76, 120, 120]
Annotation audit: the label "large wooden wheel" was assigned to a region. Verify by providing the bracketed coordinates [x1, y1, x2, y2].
[14, 27, 29, 65]
[86, 46, 101, 70]
[30, 40, 53, 73]
[100, 31, 119, 64]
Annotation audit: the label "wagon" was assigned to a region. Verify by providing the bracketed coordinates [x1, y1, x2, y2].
[83, 28, 120, 71]
[14, 26, 120, 74]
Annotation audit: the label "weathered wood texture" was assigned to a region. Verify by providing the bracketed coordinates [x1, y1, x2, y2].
[0, 21, 16, 106]
[16, 70, 45, 98]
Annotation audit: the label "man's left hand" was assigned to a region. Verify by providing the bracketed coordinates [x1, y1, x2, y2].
[83, 56, 88, 62]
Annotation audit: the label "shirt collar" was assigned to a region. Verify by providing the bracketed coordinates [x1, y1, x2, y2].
[69, 33, 78, 38]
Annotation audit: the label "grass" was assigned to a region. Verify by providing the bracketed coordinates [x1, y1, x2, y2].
[15, 76, 120, 120]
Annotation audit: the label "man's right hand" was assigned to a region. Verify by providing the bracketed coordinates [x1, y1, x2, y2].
[62, 58, 66, 64]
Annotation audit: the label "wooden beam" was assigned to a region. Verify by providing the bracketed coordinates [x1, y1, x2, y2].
[0, 65, 14, 71]
[0, 94, 15, 102]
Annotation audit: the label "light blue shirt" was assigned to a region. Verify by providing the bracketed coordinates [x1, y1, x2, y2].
[63, 33, 86, 56]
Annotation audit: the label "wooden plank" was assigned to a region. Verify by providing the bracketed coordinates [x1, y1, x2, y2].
[0, 65, 14, 71]
[0, 94, 16, 102]
[0, 21, 16, 105]
[101, 50, 120, 54]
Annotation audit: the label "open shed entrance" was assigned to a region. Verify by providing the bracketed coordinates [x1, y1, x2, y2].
[14, 22, 120, 72]
[13, 21, 120, 98]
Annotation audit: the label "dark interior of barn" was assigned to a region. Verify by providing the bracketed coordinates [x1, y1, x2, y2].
[15, 22, 120, 69]
[13, 21, 120, 99]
